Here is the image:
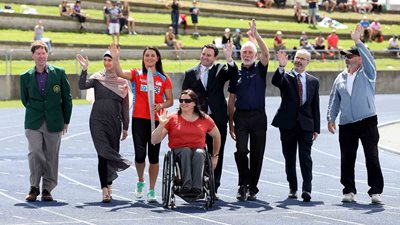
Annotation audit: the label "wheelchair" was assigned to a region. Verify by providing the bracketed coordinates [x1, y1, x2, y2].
[161, 149, 216, 209]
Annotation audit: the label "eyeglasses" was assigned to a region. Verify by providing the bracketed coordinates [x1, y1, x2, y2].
[179, 99, 193, 103]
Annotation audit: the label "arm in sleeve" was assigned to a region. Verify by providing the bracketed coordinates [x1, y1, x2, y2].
[122, 93, 129, 131]
[61, 70, 73, 124]
[20, 75, 28, 107]
[327, 80, 340, 123]
[182, 70, 191, 91]
[312, 80, 321, 134]
[357, 42, 376, 81]
[271, 67, 286, 89]
[78, 70, 95, 90]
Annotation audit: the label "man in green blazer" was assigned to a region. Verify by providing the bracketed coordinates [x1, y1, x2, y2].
[20, 40, 73, 202]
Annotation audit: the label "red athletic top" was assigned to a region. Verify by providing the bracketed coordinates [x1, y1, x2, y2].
[130, 68, 172, 120]
[164, 114, 216, 149]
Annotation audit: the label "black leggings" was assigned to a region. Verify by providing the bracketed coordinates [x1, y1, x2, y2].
[132, 118, 160, 164]
[98, 155, 112, 188]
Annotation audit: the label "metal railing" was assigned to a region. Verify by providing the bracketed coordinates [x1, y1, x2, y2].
[1, 48, 399, 75]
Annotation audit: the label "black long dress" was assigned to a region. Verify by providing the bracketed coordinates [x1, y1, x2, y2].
[79, 70, 132, 184]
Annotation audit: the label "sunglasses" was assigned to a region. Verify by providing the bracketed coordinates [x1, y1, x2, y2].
[179, 98, 193, 103]
[345, 54, 358, 59]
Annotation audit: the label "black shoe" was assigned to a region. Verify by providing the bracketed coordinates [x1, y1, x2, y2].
[41, 189, 54, 201]
[25, 186, 40, 202]
[247, 190, 257, 201]
[191, 188, 203, 196]
[301, 191, 311, 202]
[288, 190, 298, 199]
[180, 187, 191, 195]
[236, 185, 247, 201]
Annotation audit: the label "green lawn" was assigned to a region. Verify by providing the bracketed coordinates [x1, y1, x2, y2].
[2, 58, 399, 75]
[0, 29, 394, 51]
[0, 99, 89, 108]
[4, 2, 400, 36]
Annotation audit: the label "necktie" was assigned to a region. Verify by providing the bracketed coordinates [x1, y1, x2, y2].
[202, 68, 209, 90]
[297, 74, 303, 106]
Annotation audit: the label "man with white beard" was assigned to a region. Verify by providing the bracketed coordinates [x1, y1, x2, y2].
[227, 19, 269, 201]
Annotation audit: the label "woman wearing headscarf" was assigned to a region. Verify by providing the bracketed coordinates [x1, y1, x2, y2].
[109, 43, 173, 203]
[76, 51, 132, 203]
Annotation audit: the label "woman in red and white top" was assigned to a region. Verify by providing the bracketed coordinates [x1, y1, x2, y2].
[151, 89, 220, 195]
[109, 43, 173, 202]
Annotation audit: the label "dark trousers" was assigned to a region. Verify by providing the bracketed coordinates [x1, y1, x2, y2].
[171, 12, 179, 35]
[338, 115, 384, 195]
[233, 110, 267, 194]
[206, 120, 227, 193]
[98, 156, 112, 188]
[279, 123, 313, 193]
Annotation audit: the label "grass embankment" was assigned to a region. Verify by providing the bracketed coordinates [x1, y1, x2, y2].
[0, 99, 89, 108]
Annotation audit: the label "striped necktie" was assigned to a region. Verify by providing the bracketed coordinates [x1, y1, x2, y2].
[297, 74, 303, 106]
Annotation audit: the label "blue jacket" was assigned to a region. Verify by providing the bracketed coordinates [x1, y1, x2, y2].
[327, 42, 376, 125]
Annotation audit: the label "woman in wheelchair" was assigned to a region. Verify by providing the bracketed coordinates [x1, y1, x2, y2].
[151, 89, 221, 196]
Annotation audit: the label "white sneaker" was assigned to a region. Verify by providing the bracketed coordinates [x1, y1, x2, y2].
[342, 192, 355, 202]
[134, 181, 145, 199]
[371, 194, 382, 204]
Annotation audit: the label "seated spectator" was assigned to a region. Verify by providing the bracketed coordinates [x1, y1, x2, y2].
[337, 0, 351, 11]
[315, 32, 326, 60]
[360, 15, 370, 42]
[358, 0, 373, 13]
[122, 1, 136, 34]
[274, 31, 286, 52]
[151, 90, 221, 196]
[299, 31, 308, 46]
[179, 14, 188, 34]
[72, 0, 86, 32]
[274, 0, 286, 9]
[388, 35, 399, 57]
[370, 0, 383, 13]
[165, 26, 182, 58]
[322, 0, 336, 12]
[59, 0, 72, 16]
[369, 18, 382, 42]
[221, 28, 231, 47]
[256, 0, 272, 8]
[33, 20, 53, 54]
[327, 29, 339, 56]
[294, 1, 306, 23]
[300, 36, 320, 56]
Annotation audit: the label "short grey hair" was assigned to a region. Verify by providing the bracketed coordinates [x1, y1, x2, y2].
[295, 49, 311, 61]
[241, 41, 257, 53]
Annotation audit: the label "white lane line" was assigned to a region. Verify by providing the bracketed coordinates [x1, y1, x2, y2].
[312, 147, 400, 173]
[0, 134, 24, 142]
[58, 173, 232, 225]
[0, 191, 95, 225]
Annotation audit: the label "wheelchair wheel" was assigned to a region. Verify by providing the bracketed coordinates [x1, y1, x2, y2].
[162, 151, 174, 208]
[203, 153, 215, 208]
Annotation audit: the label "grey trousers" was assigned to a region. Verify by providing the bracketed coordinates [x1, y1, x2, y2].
[25, 121, 62, 192]
[174, 147, 206, 190]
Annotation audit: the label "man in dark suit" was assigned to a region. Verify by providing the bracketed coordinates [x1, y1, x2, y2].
[271, 49, 320, 202]
[182, 44, 232, 196]
[20, 40, 73, 202]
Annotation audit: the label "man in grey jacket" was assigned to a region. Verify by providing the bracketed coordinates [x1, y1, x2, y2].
[327, 24, 384, 204]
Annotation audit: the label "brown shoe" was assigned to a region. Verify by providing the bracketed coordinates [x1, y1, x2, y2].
[41, 189, 54, 201]
[25, 186, 40, 202]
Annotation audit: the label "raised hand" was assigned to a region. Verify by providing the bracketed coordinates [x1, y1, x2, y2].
[156, 109, 170, 126]
[108, 42, 120, 59]
[351, 23, 363, 43]
[249, 19, 258, 36]
[76, 54, 89, 71]
[223, 40, 234, 62]
[277, 50, 288, 67]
